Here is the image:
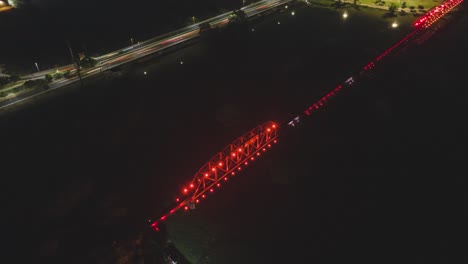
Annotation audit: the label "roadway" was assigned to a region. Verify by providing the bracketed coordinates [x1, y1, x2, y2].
[1, 0, 293, 110]
[21, 0, 292, 79]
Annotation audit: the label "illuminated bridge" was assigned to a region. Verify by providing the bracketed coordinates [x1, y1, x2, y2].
[149, 0, 464, 231]
[151, 121, 278, 231]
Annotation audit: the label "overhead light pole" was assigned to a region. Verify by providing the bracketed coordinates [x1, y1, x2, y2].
[66, 40, 83, 88]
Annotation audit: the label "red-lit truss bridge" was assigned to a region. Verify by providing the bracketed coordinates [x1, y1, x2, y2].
[151, 121, 278, 231]
[149, 0, 463, 231]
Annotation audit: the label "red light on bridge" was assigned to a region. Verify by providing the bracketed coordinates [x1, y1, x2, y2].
[274, 140, 277, 143]
[268, 144, 271, 147]
[155, 226, 160, 231]
[158, 121, 280, 228]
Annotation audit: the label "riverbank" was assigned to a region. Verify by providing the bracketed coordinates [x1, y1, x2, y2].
[0, 0, 249, 74]
[1, 0, 420, 113]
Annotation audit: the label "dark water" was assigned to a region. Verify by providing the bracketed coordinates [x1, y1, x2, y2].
[171, 8, 466, 264]
[1, 2, 464, 263]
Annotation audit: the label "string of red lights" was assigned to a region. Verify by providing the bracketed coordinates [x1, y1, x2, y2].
[414, 0, 464, 29]
[151, 121, 278, 231]
[149, 0, 463, 232]
[302, 0, 463, 117]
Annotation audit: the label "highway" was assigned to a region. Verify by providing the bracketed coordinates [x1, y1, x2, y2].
[17, 0, 291, 80]
[1, 0, 293, 110]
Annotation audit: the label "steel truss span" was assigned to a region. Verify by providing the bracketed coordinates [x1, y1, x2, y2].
[151, 121, 278, 231]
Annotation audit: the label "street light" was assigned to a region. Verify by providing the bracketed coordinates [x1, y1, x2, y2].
[66, 40, 84, 88]
[343, 12, 348, 19]
[392, 21, 398, 28]
[35, 62, 40, 72]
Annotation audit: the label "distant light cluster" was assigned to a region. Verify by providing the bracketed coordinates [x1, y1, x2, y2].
[414, 0, 464, 29]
